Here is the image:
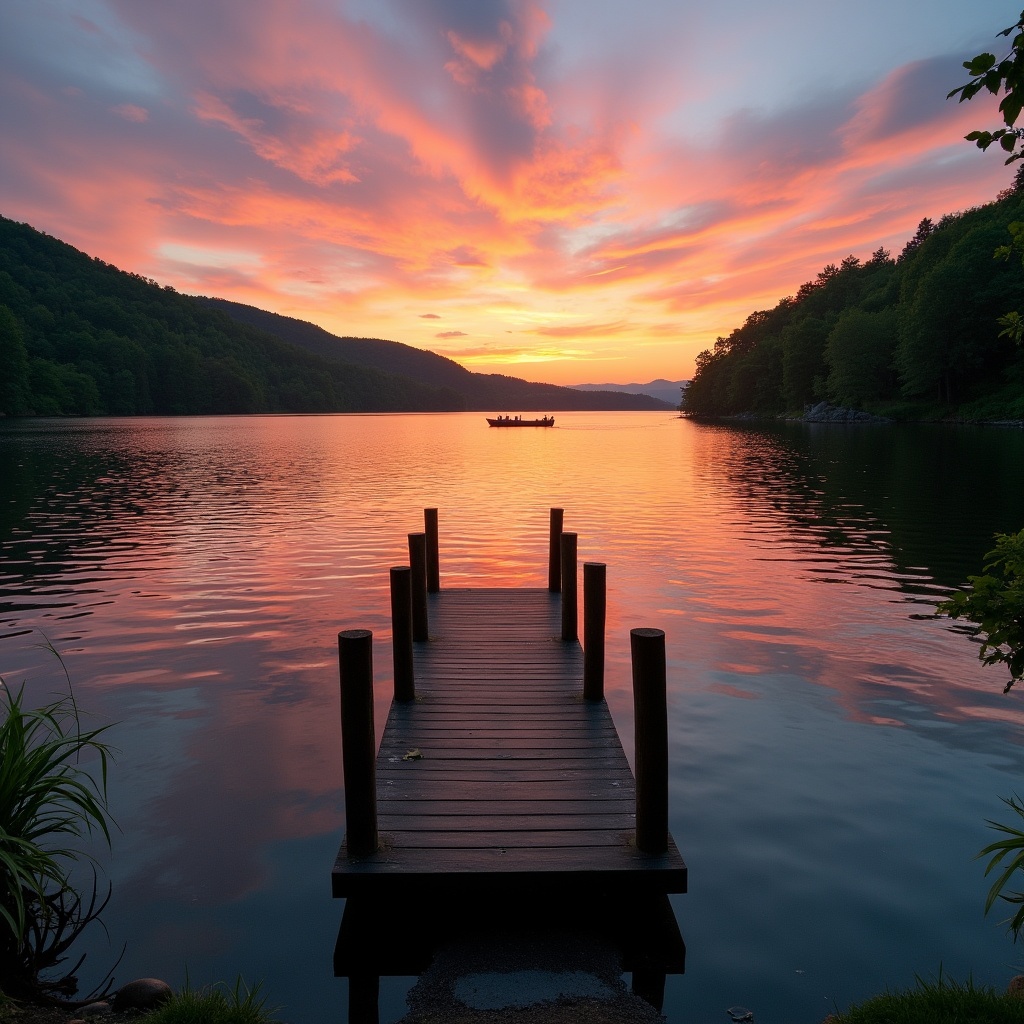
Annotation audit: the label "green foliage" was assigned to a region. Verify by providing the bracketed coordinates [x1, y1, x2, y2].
[832, 971, 1024, 1023]
[825, 308, 898, 407]
[0, 304, 31, 415]
[949, 10, 1024, 164]
[895, 220, 1023, 403]
[0, 669, 115, 997]
[781, 316, 829, 409]
[0, 216, 460, 416]
[146, 978, 280, 1024]
[998, 310, 1024, 344]
[976, 795, 1024, 940]
[939, 529, 1024, 693]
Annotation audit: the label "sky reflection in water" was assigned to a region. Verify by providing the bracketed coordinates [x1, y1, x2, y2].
[2, 412, 1024, 1023]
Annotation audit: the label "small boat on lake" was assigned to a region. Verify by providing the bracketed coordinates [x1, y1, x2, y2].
[486, 415, 555, 427]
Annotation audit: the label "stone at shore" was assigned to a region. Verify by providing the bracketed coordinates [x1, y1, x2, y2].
[799, 401, 891, 423]
[110, 980, 172, 1013]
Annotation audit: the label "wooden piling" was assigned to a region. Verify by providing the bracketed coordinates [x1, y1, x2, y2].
[337, 629, 379, 858]
[560, 531, 578, 642]
[408, 532, 428, 642]
[348, 974, 380, 1024]
[583, 561, 606, 701]
[390, 566, 415, 702]
[424, 508, 439, 593]
[548, 507, 564, 592]
[631, 627, 668, 854]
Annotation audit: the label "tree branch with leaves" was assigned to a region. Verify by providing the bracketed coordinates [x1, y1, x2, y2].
[949, 9, 1024, 162]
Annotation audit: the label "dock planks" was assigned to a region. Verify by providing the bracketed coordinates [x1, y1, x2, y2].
[332, 587, 687, 897]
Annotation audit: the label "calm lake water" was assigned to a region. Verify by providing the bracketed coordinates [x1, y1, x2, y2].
[3, 411, 1024, 1023]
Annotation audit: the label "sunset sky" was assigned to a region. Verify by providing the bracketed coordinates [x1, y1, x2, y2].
[0, 1, 1017, 385]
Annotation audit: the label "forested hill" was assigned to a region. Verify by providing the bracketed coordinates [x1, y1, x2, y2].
[198, 297, 669, 412]
[0, 215, 667, 417]
[683, 181, 1024, 421]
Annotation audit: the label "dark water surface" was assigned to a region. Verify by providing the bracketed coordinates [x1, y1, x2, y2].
[3, 412, 1024, 1023]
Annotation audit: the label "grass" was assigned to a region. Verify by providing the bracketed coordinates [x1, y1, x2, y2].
[145, 978, 280, 1024]
[0, 655, 116, 998]
[832, 972, 1024, 1024]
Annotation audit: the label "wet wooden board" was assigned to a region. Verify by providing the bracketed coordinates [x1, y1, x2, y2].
[332, 587, 687, 897]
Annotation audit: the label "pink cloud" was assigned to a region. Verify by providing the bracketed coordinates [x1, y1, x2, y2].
[113, 103, 149, 122]
[0, 0, 1014, 386]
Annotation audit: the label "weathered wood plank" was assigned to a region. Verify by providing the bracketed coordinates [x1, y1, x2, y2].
[379, 799, 636, 814]
[332, 585, 687, 898]
[333, 835, 687, 888]
[380, 814, 635, 831]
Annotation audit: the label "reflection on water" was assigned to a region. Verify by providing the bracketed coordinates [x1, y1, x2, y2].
[2, 412, 1024, 1023]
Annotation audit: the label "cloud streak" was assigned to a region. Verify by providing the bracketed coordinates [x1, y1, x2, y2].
[0, 0, 1011, 384]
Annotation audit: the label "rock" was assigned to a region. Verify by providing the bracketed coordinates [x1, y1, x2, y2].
[800, 401, 890, 423]
[1008, 974, 1024, 998]
[111, 979, 173, 1012]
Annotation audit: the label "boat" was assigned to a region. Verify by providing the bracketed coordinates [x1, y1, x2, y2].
[486, 415, 555, 427]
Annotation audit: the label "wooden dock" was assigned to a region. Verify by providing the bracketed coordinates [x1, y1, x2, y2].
[331, 510, 686, 1018]
[332, 585, 687, 894]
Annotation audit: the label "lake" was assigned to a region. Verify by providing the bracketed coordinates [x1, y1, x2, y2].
[2, 411, 1024, 1023]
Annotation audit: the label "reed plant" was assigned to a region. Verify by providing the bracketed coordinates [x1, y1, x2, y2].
[0, 672, 115, 999]
[145, 978, 279, 1024]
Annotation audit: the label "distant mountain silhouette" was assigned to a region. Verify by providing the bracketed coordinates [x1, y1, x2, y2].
[200, 298, 672, 411]
[571, 379, 687, 406]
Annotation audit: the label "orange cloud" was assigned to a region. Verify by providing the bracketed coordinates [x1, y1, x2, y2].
[0, 0, 1012, 387]
[529, 320, 629, 338]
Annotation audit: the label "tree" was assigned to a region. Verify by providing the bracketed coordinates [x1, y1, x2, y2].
[824, 308, 898, 407]
[897, 218, 934, 263]
[0, 303, 31, 415]
[781, 317, 828, 409]
[948, 10, 1024, 163]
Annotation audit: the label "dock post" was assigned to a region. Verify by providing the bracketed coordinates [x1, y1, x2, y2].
[408, 532, 428, 642]
[337, 629, 378, 858]
[348, 974, 380, 1024]
[583, 562, 606, 700]
[631, 627, 668, 854]
[548, 507, 564, 592]
[390, 567, 415, 702]
[424, 508, 440, 593]
[560, 531, 578, 642]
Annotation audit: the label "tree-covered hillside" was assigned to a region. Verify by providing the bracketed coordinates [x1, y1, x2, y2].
[0, 216, 466, 416]
[683, 180, 1024, 420]
[200, 298, 670, 412]
[0, 215, 667, 417]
